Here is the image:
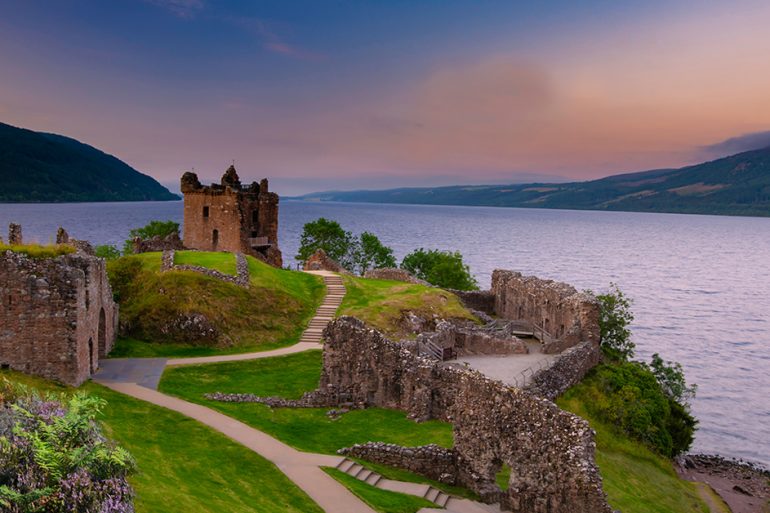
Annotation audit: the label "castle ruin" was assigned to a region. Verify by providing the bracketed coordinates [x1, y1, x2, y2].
[0, 226, 118, 386]
[181, 166, 282, 267]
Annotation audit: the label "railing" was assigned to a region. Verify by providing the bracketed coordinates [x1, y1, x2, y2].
[509, 357, 557, 389]
[533, 323, 554, 344]
[248, 237, 270, 247]
[420, 340, 444, 361]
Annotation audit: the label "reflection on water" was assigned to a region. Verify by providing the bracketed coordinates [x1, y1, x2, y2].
[1, 199, 769, 465]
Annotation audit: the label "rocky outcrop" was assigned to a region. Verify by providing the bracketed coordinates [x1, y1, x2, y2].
[364, 268, 428, 285]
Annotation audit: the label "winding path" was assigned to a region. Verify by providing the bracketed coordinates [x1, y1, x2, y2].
[96, 270, 495, 513]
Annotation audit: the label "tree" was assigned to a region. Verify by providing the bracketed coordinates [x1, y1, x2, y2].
[595, 283, 635, 361]
[648, 353, 697, 406]
[400, 248, 478, 290]
[353, 231, 396, 274]
[94, 244, 121, 260]
[295, 218, 356, 269]
[123, 220, 179, 254]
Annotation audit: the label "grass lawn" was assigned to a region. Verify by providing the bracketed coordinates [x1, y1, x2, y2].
[159, 351, 454, 454]
[558, 391, 709, 513]
[338, 275, 477, 338]
[108, 252, 324, 357]
[0, 370, 323, 513]
[323, 468, 436, 513]
[174, 250, 236, 275]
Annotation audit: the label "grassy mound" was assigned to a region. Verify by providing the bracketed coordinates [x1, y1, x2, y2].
[107, 252, 324, 357]
[338, 275, 477, 338]
[173, 250, 236, 275]
[0, 370, 323, 513]
[0, 243, 75, 258]
[159, 351, 453, 454]
[558, 376, 709, 513]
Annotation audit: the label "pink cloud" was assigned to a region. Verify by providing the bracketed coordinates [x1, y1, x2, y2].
[144, 0, 204, 19]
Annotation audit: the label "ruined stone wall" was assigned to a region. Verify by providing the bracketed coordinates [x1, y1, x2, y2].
[322, 317, 611, 513]
[364, 268, 427, 285]
[303, 248, 351, 274]
[524, 340, 601, 400]
[181, 168, 282, 267]
[450, 289, 495, 315]
[418, 320, 528, 357]
[0, 251, 117, 385]
[340, 443, 462, 485]
[132, 233, 185, 254]
[491, 270, 600, 353]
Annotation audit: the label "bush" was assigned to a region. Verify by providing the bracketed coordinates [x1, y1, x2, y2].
[95, 244, 122, 260]
[595, 283, 635, 361]
[123, 220, 179, 254]
[400, 248, 478, 290]
[353, 232, 396, 274]
[0, 381, 136, 512]
[106, 257, 145, 302]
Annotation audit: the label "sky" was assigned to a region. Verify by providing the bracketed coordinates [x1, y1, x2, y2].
[3, 0, 770, 195]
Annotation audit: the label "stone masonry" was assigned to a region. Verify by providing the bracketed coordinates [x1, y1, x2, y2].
[0, 243, 118, 386]
[181, 166, 282, 267]
[316, 317, 612, 513]
[490, 270, 600, 353]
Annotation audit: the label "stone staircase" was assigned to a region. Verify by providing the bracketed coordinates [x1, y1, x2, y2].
[301, 271, 346, 344]
[334, 458, 503, 513]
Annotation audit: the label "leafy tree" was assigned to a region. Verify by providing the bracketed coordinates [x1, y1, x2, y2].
[595, 283, 635, 361]
[94, 244, 121, 260]
[123, 220, 180, 254]
[353, 231, 396, 274]
[295, 218, 356, 268]
[400, 248, 478, 290]
[648, 353, 697, 406]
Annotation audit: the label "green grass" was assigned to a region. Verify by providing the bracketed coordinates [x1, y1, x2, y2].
[159, 351, 454, 454]
[0, 243, 75, 258]
[558, 389, 709, 513]
[495, 464, 511, 491]
[351, 459, 479, 501]
[174, 250, 236, 275]
[0, 370, 323, 513]
[339, 275, 477, 338]
[108, 252, 324, 357]
[323, 468, 436, 513]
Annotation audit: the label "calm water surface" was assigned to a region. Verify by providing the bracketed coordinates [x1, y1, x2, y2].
[1, 200, 768, 466]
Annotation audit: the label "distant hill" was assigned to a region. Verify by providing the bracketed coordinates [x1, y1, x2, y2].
[299, 148, 770, 217]
[0, 122, 179, 202]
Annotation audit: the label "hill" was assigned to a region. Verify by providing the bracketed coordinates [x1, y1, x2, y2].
[300, 147, 770, 217]
[0, 121, 178, 202]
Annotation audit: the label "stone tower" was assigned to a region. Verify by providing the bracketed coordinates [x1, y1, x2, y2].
[180, 166, 282, 267]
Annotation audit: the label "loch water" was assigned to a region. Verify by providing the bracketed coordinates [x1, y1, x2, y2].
[1, 199, 768, 466]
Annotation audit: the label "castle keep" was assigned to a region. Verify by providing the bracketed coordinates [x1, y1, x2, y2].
[0, 227, 118, 386]
[181, 166, 282, 267]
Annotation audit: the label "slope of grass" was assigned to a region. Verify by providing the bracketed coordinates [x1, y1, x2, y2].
[159, 351, 454, 454]
[338, 276, 477, 338]
[0, 370, 323, 513]
[174, 250, 236, 275]
[108, 252, 324, 357]
[323, 468, 436, 513]
[558, 386, 709, 513]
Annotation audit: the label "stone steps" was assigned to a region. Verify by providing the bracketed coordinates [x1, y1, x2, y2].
[332, 458, 496, 511]
[298, 272, 347, 344]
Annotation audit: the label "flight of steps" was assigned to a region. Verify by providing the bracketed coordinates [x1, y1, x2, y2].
[334, 458, 503, 512]
[300, 272, 346, 344]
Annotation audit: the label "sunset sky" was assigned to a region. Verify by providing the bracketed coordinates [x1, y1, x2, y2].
[3, 0, 770, 194]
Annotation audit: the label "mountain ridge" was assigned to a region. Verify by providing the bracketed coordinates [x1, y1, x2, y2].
[0, 122, 179, 203]
[298, 147, 770, 217]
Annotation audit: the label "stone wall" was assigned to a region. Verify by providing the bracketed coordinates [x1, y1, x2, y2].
[450, 289, 495, 315]
[417, 320, 528, 357]
[339, 443, 462, 485]
[364, 268, 427, 285]
[524, 340, 602, 400]
[181, 167, 282, 267]
[8, 224, 22, 245]
[131, 232, 185, 254]
[320, 317, 611, 513]
[303, 248, 351, 274]
[0, 250, 118, 386]
[491, 270, 600, 353]
[160, 250, 250, 287]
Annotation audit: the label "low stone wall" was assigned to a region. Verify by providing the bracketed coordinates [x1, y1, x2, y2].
[491, 270, 600, 354]
[524, 341, 602, 400]
[418, 320, 528, 357]
[161, 250, 250, 287]
[450, 289, 495, 315]
[132, 233, 185, 254]
[364, 268, 428, 285]
[319, 317, 611, 512]
[339, 443, 463, 485]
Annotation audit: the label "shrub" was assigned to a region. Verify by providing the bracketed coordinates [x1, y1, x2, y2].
[95, 244, 122, 260]
[400, 248, 478, 290]
[123, 220, 179, 254]
[353, 231, 396, 274]
[595, 283, 635, 361]
[0, 381, 136, 512]
[106, 257, 145, 302]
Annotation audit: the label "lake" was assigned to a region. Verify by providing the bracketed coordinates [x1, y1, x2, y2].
[1, 199, 768, 466]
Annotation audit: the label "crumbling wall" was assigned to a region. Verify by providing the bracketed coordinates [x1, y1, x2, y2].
[132, 233, 185, 253]
[491, 270, 600, 353]
[364, 268, 427, 285]
[418, 320, 528, 357]
[0, 250, 118, 385]
[303, 248, 351, 274]
[524, 340, 601, 400]
[450, 289, 495, 315]
[321, 317, 611, 513]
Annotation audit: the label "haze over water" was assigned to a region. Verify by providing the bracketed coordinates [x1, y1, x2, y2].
[1, 200, 768, 467]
